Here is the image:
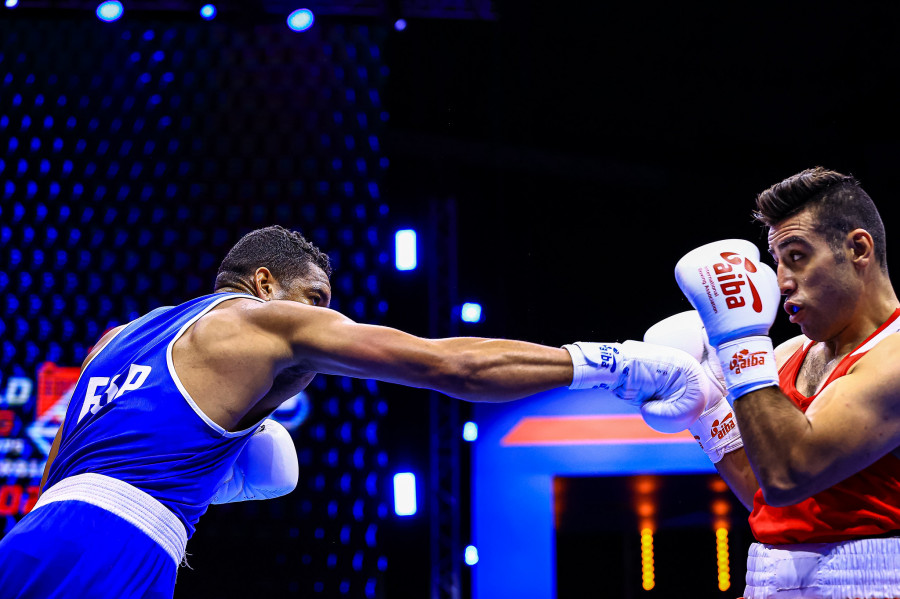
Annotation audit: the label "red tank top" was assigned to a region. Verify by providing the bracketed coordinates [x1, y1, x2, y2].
[749, 308, 900, 544]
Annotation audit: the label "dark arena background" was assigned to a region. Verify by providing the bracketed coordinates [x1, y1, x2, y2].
[3, 2, 900, 598]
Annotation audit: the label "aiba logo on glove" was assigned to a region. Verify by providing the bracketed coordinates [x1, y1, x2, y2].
[728, 348, 767, 374]
[710, 412, 735, 440]
[713, 251, 763, 313]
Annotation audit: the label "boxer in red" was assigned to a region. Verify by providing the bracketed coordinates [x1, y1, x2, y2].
[654, 168, 900, 598]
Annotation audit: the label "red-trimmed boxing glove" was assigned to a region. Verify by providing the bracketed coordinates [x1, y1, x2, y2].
[675, 239, 781, 404]
[644, 310, 743, 463]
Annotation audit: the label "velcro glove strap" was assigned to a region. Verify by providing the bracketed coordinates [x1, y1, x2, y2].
[566, 340, 708, 433]
[715, 336, 779, 404]
[563, 342, 625, 391]
[564, 340, 698, 401]
[687, 395, 743, 464]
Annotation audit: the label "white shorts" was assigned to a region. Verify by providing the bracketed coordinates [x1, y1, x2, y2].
[745, 537, 900, 599]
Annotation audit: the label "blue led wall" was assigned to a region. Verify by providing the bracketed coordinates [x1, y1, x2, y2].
[0, 15, 391, 598]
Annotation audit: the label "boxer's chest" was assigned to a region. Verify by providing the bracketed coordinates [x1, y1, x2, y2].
[795, 348, 846, 398]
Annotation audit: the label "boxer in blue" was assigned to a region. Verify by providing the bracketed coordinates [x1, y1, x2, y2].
[0, 225, 716, 598]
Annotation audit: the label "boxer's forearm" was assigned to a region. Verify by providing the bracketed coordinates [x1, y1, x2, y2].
[714, 448, 759, 511]
[733, 385, 814, 505]
[425, 339, 574, 402]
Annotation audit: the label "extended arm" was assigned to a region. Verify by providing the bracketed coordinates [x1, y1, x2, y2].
[223, 298, 711, 415]
[251, 300, 575, 402]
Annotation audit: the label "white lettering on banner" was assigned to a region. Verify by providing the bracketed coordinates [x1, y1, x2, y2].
[76, 364, 152, 423]
[0, 439, 26, 456]
[0, 459, 45, 478]
[1, 377, 33, 407]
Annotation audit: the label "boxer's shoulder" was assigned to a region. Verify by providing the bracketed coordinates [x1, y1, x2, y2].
[176, 298, 286, 364]
[185, 297, 343, 361]
[849, 332, 900, 374]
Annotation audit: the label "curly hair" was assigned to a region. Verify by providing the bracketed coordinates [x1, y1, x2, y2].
[214, 225, 332, 290]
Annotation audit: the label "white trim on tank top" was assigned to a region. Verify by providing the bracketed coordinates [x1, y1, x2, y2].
[852, 317, 900, 356]
[794, 315, 900, 358]
[166, 293, 266, 438]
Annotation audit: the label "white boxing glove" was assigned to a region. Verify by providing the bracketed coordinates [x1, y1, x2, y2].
[675, 239, 781, 403]
[644, 311, 743, 463]
[563, 340, 713, 433]
[211, 419, 299, 504]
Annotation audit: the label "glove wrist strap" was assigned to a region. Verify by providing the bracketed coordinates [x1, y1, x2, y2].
[687, 395, 743, 464]
[563, 342, 624, 390]
[715, 336, 778, 404]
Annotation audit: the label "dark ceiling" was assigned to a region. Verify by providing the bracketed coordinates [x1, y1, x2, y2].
[383, 1, 900, 347]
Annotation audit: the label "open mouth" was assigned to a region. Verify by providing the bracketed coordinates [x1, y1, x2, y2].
[785, 303, 802, 322]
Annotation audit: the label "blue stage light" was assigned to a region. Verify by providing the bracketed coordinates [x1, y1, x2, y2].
[97, 1, 124, 22]
[200, 4, 216, 19]
[287, 8, 314, 32]
[394, 19, 407, 31]
[393, 472, 417, 516]
[394, 229, 417, 271]
[465, 545, 479, 566]
[5, 0, 19, 8]
[463, 421, 478, 442]
[461, 302, 483, 323]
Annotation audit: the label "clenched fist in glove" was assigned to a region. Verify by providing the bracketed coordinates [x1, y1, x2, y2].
[644, 311, 744, 463]
[675, 239, 781, 403]
[211, 419, 299, 504]
[563, 340, 718, 433]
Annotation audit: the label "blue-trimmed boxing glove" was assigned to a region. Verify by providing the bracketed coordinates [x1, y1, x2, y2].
[563, 340, 714, 433]
[211, 419, 299, 504]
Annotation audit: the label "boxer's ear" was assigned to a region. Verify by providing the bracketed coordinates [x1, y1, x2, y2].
[253, 268, 278, 300]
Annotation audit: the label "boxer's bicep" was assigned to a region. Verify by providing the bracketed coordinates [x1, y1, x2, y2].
[254, 300, 569, 400]
[802, 338, 900, 487]
[295, 316, 458, 388]
[250, 300, 451, 385]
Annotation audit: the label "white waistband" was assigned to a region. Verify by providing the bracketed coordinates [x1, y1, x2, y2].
[34, 473, 187, 566]
[745, 538, 900, 599]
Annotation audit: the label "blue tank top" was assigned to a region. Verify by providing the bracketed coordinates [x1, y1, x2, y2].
[44, 292, 266, 537]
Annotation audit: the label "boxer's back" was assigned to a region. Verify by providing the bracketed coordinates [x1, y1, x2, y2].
[45, 292, 266, 537]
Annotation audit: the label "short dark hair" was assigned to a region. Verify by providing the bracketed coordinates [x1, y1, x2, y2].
[754, 167, 887, 270]
[214, 225, 332, 291]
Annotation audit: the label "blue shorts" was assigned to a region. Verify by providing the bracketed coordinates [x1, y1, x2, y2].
[0, 499, 178, 598]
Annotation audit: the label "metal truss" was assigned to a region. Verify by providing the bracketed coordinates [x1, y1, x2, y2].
[427, 197, 463, 599]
